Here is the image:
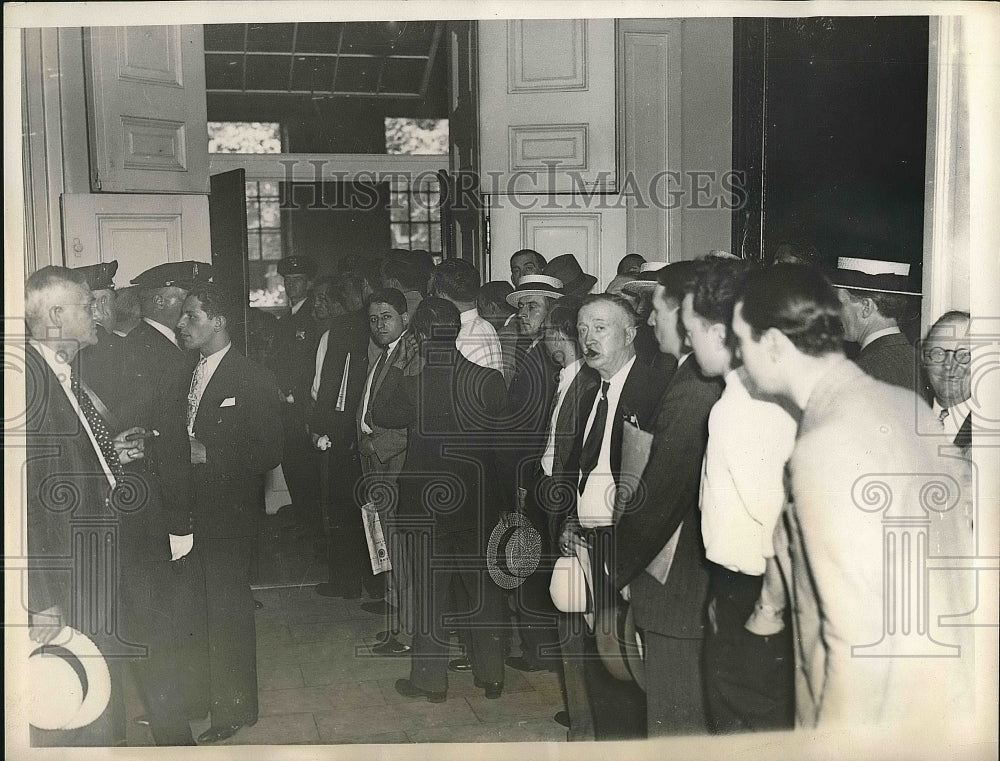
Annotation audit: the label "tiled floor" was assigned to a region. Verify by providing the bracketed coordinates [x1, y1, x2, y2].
[126, 583, 570, 746]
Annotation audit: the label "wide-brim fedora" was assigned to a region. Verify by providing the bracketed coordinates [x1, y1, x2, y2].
[28, 626, 112, 731]
[487, 511, 542, 590]
[829, 256, 921, 296]
[544, 254, 598, 297]
[505, 274, 565, 307]
[621, 261, 668, 295]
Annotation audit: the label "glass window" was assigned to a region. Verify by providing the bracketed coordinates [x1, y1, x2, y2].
[384, 117, 448, 155]
[208, 122, 283, 153]
[388, 175, 443, 254]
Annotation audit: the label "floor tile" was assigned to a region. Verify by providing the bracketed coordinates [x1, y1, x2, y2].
[299, 653, 411, 686]
[257, 660, 304, 691]
[466, 689, 563, 724]
[406, 717, 567, 744]
[258, 682, 386, 717]
[211, 712, 319, 746]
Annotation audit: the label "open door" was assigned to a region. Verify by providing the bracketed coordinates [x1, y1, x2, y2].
[208, 169, 249, 354]
[443, 21, 487, 274]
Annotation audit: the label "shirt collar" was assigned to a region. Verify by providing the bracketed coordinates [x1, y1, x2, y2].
[290, 298, 307, 315]
[558, 358, 585, 387]
[676, 351, 692, 368]
[603, 354, 636, 392]
[198, 341, 232, 371]
[861, 326, 901, 350]
[459, 308, 479, 324]
[144, 317, 179, 347]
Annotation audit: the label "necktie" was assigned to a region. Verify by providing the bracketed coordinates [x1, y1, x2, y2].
[578, 380, 611, 495]
[70, 366, 125, 481]
[363, 348, 389, 428]
[548, 369, 565, 421]
[938, 407, 950, 425]
[187, 356, 207, 435]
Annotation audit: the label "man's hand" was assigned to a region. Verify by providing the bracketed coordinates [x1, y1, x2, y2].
[312, 432, 331, 451]
[557, 524, 588, 557]
[113, 426, 148, 464]
[189, 437, 207, 464]
[396, 332, 423, 376]
[29, 606, 64, 645]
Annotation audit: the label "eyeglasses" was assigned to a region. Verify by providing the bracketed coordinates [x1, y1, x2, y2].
[921, 347, 971, 365]
[59, 302, 98, 312]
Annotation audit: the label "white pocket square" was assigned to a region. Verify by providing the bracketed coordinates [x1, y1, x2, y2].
[220, 397, 236, 408]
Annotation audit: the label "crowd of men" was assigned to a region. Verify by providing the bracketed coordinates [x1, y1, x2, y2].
[24, 243, 978, 747]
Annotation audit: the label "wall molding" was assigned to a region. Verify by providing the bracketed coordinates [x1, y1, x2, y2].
[507, 20, 588, 93]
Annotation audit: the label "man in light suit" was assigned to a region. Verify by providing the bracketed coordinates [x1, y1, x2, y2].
[733, 264, 973, 729]
[555, 294, 666, 738]
[614, 261, 724, 736]
[178, 282, 283, 744]
[921, 310, 974, 451]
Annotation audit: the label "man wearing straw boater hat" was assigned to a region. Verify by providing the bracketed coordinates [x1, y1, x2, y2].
[829, 256, 926, 400]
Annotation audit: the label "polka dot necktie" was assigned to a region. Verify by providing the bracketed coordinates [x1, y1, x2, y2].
[70, 366, 125, 481]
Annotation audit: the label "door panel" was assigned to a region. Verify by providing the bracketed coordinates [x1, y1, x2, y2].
[84, 25, 209, 194]
[61, 193, 211, 285]
[209, 169, 249, 355]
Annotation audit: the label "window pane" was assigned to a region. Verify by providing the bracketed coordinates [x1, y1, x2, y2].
[260, 231, 284, 260]
[390, 224, 411, 249]
[259, 199, 281, 228]
[430, 223, 442, 253]
[409, 226, 430, 250]
[259, 180, 279, 198]
[245, 181, 259, 198]
[245, 201, 261, 229]
[411, 197, 430, 222]
[208, 121, 282, 154]
[428, 188, 441, 221]
[389, 191, 410, 222]
[247, 235, 261, 261]
[384, 118, 449, 155]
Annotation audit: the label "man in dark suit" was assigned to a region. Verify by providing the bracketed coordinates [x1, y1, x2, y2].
[830, 257, 926, 401]
[614, 261, 724, 736]
[534, 296, 598, 738]
[74, 260, 123, 410]
[554, 293, 666, 739]
[268, 255, 323, 533]
[124, 261, 213, 735]
[25, 266, 150, 746]
[309, 275, 371, 601]
[178, 282, 283, 744]
[500, 274, 564, 671]
[372, 298, 508, 703]
[921, 310, 974, 450]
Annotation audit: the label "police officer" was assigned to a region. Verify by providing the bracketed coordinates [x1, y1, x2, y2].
[268, 255, 324, 534]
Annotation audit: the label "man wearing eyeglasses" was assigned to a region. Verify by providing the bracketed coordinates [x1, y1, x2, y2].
[922, 311, 973, 450]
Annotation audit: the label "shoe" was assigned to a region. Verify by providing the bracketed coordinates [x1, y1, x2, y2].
[394, 678, 446, 703]
[554, 710, 570, 728]
[254, 599, 264, 610]
[504, 655, 546, 673]
[448, 657, 472, 673]
[473, 678, 504, 699]
[372, 636, 411, 656]
[361, 600, 389, 616]
[196, 718, 257, 744]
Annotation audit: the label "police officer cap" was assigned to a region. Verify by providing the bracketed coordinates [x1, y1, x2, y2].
[277, 255, 317, 278]
[74, 260, 118, 291]
[131, 261, 214, 290]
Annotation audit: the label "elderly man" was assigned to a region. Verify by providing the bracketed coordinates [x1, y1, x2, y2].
[555, 294, 666, 738]
[178, 282, 283, 743]
[25, 267, 153, 746]
[732, 264, 972, 729]
[614, 260, 725, 736]
[921, 310, 973, 450]
[510, 248, 547, 287]
[830, 257, 925, 399]
[681, 257, 797, 732]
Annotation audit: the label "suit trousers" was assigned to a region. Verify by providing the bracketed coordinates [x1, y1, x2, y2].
[409, 528, 506, 693]
[704, 565, 794, 732]
[121, 556, 205, 745]
[558, 612, 596, 741]
[280, 402, 320, 529]
[200, 536, 258, 727]
[644, 631, 708, 736]
[323, 446, 377, 597]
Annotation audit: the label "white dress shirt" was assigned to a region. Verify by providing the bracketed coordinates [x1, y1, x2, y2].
[143, 317, 180, 348]
[541, 358, 585, 477]
[31, 340, 116, 489]
[699, 367, 797, 576]
[457, 308, 504, 372]
[577, 356, 637, 528]
[290, 298, 307, 316]
[360, 334, 403, 434]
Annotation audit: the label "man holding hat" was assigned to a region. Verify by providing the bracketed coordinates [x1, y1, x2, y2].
[830, 256, 926, 400]
[269, 254, 324, 535]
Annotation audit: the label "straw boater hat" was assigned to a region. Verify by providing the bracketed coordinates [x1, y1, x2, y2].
[543, 254, 598, 297]
[505, 274, 565, 307]
[487, 512, 542, 589]
[621, 261, 669, 296]
[28, 627, 112, 731]
[829, 257, 921, 297]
